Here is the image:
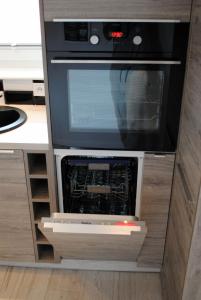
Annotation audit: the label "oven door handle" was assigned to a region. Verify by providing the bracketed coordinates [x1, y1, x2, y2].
[50, 59, 181, 65]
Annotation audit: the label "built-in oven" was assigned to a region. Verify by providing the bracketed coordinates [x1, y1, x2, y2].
[45, 21, 189, 152]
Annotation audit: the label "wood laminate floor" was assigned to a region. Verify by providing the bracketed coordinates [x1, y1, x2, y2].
[0, 267, 162, 300]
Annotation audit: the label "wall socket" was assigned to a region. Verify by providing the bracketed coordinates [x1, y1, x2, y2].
[33, 82, 45, 97]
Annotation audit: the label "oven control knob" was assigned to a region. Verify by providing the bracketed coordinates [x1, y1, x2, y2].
[133, 35, 142, 46]
[90, 35, 99, 45]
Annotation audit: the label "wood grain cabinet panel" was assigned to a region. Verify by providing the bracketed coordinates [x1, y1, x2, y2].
[137, 154, 175, 268]
[42, 0, 192, 22]
[161, 0, 201, 296]
[170, 1, 201, 299]
[161, 164, 194, 300]
[0, 150, 35, 262]
[39, 214, 147, 261]
[176, 11, 201, 223]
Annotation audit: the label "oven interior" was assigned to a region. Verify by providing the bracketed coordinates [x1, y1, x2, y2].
[61, 156, 138, 216]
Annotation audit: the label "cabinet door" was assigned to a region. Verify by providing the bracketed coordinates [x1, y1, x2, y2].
[138, 154, 175, 268]
[161, 163, 193, 300]
[39, 214, 147, 261]
[0, 150, 35, 262]
[43, 0, 192, 22]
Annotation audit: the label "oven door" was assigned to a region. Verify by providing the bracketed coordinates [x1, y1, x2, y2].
[47, 57, 182, 151]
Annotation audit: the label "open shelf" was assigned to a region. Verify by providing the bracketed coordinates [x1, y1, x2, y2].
[28, 153, 47, 176]
[33, 202, 50, 222]
[30, 179, 49, 201]
[37, 244, 54, 262]
[25, 151, 56, 262]
[35, 224, 49, 244]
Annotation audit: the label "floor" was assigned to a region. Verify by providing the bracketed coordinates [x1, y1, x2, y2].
[0, 267, 162, 300]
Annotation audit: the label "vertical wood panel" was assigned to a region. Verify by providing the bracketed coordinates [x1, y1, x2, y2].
[138, 154, 175, 268]
[180, 1, 201, 299]
[162, 0, 201, 299]
[182, 189, 201, 300]
[162, 165, 194, 300]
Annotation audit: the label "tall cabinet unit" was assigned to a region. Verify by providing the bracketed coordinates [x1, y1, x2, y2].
[39, 0, 183, 269]
[162, 0, 201, 298]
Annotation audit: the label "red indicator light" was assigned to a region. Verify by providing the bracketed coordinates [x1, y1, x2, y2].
[114, 221, 137, 226]
[111, 31, 124, 38]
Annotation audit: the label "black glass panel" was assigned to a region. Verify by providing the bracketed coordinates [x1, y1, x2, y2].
[68, 69, 164, 132]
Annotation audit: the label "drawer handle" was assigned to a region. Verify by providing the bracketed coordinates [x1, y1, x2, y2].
[177, 163, 193, 203]
[0, 150, 14, 154]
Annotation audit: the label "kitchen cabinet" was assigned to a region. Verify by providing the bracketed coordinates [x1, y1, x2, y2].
[138, 154, 175, 268]
[0, 150, 35, 262]
[42, 0, 192, 22]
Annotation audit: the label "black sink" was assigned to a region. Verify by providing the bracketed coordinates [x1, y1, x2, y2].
[0, 106, 27, 133]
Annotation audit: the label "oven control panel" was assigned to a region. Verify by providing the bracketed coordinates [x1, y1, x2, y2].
[64, 22, 131, 44]
[45, 21, 189, 57]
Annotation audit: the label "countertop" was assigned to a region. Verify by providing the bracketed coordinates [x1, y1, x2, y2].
[0, 105, 49, 150]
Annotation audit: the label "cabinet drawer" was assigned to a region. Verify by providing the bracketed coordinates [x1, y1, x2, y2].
[43, 0, 192, 21]
[39, 213, 147, 261]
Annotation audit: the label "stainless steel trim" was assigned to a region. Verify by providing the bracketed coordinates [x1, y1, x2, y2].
[135, 156, 143, 218]
[54, 149, 144, 158]
[55, 154, 64, 212]
[0, 150, 14, 154]
[54, 148, 144, 218]
[53, 19, 181, 23]
[51, 59, 181, 65]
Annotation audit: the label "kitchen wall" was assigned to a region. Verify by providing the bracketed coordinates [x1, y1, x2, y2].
[0, 0, 43, 80]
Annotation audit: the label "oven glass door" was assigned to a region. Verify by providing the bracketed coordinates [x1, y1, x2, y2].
[48, 58, 181, 151]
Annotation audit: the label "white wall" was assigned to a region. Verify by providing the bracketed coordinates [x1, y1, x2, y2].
[0, 0, 41, 45]
[0, 0, 43, 80]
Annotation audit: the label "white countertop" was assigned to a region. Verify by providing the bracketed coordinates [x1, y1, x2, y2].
[0, 104, 49, 150]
